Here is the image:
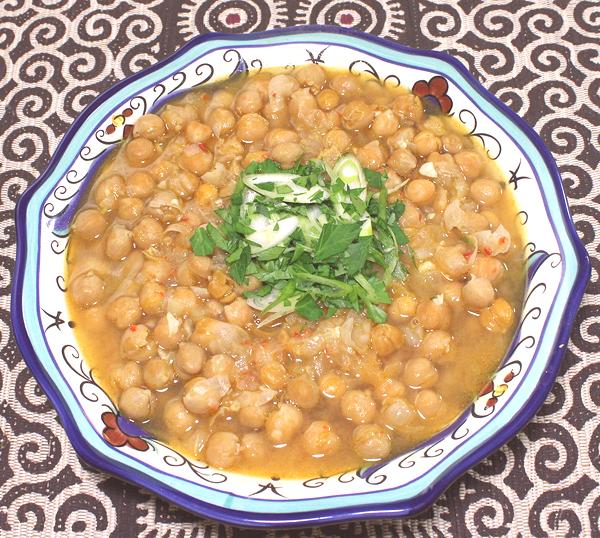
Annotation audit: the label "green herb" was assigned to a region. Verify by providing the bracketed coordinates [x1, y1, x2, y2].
[314, 222, 362, 262]
[190, 227, 215, 256]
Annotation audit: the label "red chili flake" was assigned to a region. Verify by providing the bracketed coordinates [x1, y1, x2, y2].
[463, 252, 472, 260]
[198, 142, 208, 152]
[499, 237, 507, 245]
[261, 340, 268, 347]
[181, 215, 189, 222]
[129, 324, 137, 332]
[483, 247, 493, 256]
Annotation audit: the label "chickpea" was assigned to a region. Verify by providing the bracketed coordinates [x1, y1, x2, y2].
[454, 150, 484, 179]
[139, 281, 166, 316]
[330, 74, 360, 97]
[142, 358, 174, 391]
[341, 100, 374, 130]
[416, 298, 451, 330]
[296, 64, 326, 90]
[302, 421, 341, 457]
[207, 107, 236, 138]
[179, 144, 213, 176]
[319, 372, 347, 399]
[161, 104, 197, 133]
[471, 256, 505, 283]
[420, 331, 452, 361]
[405, 179, 436, 205]
[470, 178, 502, 206]
[375, 378, 406, 401]
[140, 258, 172, 284]
[387, 148, 417, 175]
[203, 354, 234, 379]
[442, 133, 463, 154]
[383, 357, 405, 378]
[132, 216, 163, 250]
[112, 361, 142, 391]
[163, 399, 196, 436]
[207, 270, 236, 304]
[72, 208, 108, 241]
[133, 113, 166, 141]
[352, 424, 391, 460]
[119, 387, 155, 421]
[368, 109, 398, 138]
[262, 101, 289, 128]
[340, 390, 376, 424]
[94, 175, 125, 212]
[392, 93, 424, 124]
[462, 277, 496, 309]
[271, 142, 303, 165]
[370, 324, 404, 357]
[70, 271, 105, 307]
[239, 405, 268, 429]
[403, 357, 438, 389]
[195, 183, 218, 207]
[167, 171, 199, 199]
[105, 226, 132, 261]
[265, 128, 298, 148]
[268, 74, 300, 99]
[400, 203, 424, 228]
[413, 131, 441, 157]
[480, 298, 514, 333]
[221, 297, 251, 327]
[208, 89, 235, 110]
[259, 361, 287, 390]
[106, 296, 141, 330]
[183, 120, 212, 144]
[126, 171, 154, 199]
[175, 255, 211, 286]
[182, 376, 228, 415]
[265, 404, 303, 445]
[381, 398, 416, 430]
[441, 281, 464, 306]
[236, 113, 269, 143]
[357, 140, 385, 170]
[125, 137, 155, 167]
[120, 323, 156, 361]
[316, 88, 340, 111]
[176, 342, 206, 376]
[153, 314, 184, 350]
[167, 287, 197, 317]
[324, 128, 351, 152]
[415, 389, 443, 419]
[117, 197, 144, 221]
[241, 432, 268, 461]
[286, 374, 319, 409]
[434, 245, 471, 279]
[232, 90, 262, 115]
[388, 295, 417, 324]
[206, 432, 240, 469]
[242, 150, 269, 167]
[388, 127, 415, 150]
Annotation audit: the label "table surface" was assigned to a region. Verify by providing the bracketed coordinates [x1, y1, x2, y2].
[1, 1, 598, 536]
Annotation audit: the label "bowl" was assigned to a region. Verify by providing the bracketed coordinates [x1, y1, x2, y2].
[12, 26, 590, 527]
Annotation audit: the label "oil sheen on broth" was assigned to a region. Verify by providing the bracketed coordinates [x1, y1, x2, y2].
[66, 66, 524, 479]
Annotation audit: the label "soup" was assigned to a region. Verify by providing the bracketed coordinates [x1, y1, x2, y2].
[66, 65, 524, 478]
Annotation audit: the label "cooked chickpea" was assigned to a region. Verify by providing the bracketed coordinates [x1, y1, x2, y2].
[239, 405, 268, 429]
[413, 131, 441, 156]
[161, 104, 196, 133]
[126, 171, 154, 199]
[206, 432, 240, 469]
[375, 378, 406, 401]
[234, 90, 263, 115]
[403, 357, 438, 389]
[271, 142, 303, 165]
[143, 358, 175, 391]
[371, 324, 404, 357]
[203, 354, 234, 379]
[420, 331, 452, 361]
[415, 389, 443, 419]
[330, 74, 360, 97]
[112, 361, 142, 391]
[388, 295, 417, 323]
[416, 298, 451, 330]
[341, 100, 374, 130]
[434, 245, 471, 279]
[141, 258, 172, 284]
[442, 133, 463, 154]
[119, 387, 155, 421]
[132, 216, 162, 249]
[207, 270, 236, 304]
[106, 296, 141, 330]
[222, 297, 252, 327]
[70, 271, 105, 307]
[95, 175, 125, 212]
[480, 298, 514, 333]
[405, 179, 436, 205]
[381, 398, 415, 430]
[71, 209, 108, 240]
[319, 372, 347, 399]
[241, 432, 268, 461]
[455, 150, 483, 179]
[316, 88, 340, 111]
[179, 144, 213, 176]
[182, 120, 212, 144]
[340, 390, 376, 424]
[259, 361, 287, 390]
[302, 421, 341, 457]
[392, 93, 424, 124]
[117, 197, 144, 221]
[167, 171, 199, 199]
[388, 148, 417, 175]
[207, 107, 236, 137]
[352, 424, 391, 460]
[471, 256, 505, 283]
[125, 137, 155, 167]
[265, 404, 303, 445]
[139, 281, 166, 316]
[120, 324, 156, 361]
[175, 255, 212, 286]
[462, 277, 495, 309]
[357, 141, 385, 169]
[441, 282, 464, 306]
[134, 113, 166, 141]
[470, 178, 502, 205]
[175, 343, 206, 376]
[296, 64, 326, 90]
[388, 127, 415, 150]
[236, 113, 269, 143]
[371, 110, 399, 137]
[286, 375, 319, 409]
[182, 376, 227, 415]
[163, 399, 196, 436]
[105, 226, 132, 260]
[400, 203, 424, 228]
[194, 183, 218, 207]
[324, 128, 351, 152]
[153, 314, 184, 350]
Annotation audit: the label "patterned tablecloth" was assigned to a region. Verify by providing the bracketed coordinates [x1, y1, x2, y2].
[1, 1, 598, 536]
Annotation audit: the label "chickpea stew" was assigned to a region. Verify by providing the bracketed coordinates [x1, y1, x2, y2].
[67, 66, 524, 478]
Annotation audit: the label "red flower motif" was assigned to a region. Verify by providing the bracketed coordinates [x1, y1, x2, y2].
[412, 76, 453, 114]
[225, 12, 241, 25]
[340, 13, 354, 25]
[101, 411, 148, 451]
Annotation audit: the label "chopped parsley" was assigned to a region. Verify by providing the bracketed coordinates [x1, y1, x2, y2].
[190, 154, 409, 324]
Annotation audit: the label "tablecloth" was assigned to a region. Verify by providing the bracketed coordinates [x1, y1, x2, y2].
[0, 1, 598, 536]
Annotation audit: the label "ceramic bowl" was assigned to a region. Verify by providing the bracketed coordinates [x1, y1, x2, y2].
[12, 26, 590, 527]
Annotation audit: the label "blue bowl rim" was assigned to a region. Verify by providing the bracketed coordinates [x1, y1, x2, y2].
[11, 25, 591, 528]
